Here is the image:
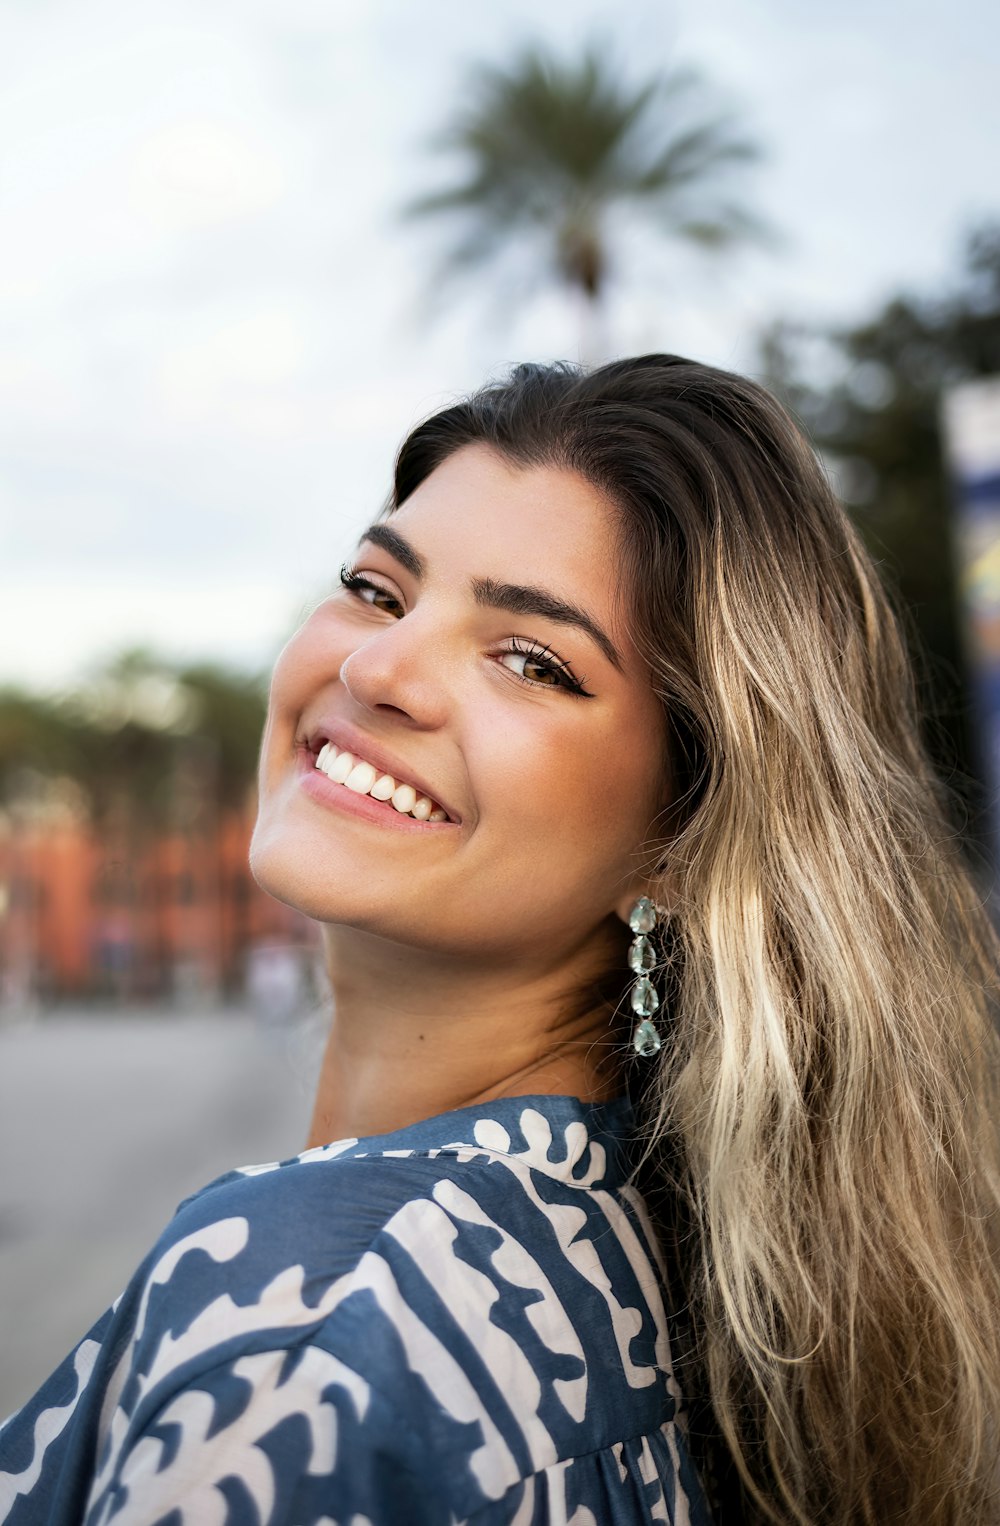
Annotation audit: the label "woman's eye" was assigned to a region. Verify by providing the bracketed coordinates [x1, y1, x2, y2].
[499, 638, 591, 697]
[339, 565, 402, 614]
[500, 650, 561, 686]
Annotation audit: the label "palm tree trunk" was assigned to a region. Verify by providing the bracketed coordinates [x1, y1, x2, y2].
[577, 288, 611, 368]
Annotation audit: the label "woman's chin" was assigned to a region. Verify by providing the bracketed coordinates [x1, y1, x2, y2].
[249, 826, 334, 922]
[248, 823, 384, 926]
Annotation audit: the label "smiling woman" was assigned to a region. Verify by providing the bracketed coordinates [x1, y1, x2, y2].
[3, 355, 1000, 1526]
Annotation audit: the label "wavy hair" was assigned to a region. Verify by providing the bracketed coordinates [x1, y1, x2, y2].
[386, 355, 1000, 1524]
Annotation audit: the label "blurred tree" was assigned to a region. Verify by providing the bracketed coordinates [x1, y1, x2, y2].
[762, 222, 1000, 854]
[0, 650, 267, 823]
[400, 38, 768, 359]
[0, 690, 74, 782]
[174, 662, 269, 811]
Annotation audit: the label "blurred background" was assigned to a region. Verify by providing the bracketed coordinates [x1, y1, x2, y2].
[2, 0, 1000, 1414]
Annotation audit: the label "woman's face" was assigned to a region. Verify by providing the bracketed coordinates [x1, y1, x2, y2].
[251, 442, 671, 967]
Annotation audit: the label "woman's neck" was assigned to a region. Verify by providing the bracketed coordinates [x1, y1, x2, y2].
[304, 925, 626, 1146]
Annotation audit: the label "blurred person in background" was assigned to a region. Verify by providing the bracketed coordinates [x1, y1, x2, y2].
[2, 354, 999, 1524]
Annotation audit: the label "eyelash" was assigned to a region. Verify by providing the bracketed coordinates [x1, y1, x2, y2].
[337, 564, 593, 698]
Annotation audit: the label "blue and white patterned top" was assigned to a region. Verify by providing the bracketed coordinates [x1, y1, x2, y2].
[0, 1091, 713, 1525]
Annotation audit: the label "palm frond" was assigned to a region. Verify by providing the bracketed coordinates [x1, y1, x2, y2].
[627, 118, 761, 196]
[397, 37, 771, 310]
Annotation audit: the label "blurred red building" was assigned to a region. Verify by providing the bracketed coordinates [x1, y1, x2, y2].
[0, 784, 314, 1003]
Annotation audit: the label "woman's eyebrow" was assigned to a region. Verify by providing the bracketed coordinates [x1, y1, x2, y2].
[357, 522, 426, 579]
[355, 521, 624, 673]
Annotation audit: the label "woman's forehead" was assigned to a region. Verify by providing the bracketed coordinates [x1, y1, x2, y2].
[391, 442, 622, 593]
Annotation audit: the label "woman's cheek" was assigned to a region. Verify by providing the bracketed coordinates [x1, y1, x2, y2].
[503, 725, 590, 829]
[273, 613, 342, 708]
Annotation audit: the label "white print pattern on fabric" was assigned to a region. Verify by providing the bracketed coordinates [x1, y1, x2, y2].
[0, 1091, 714, 1525]
[88, 1348, 366, 1526]
[0, 1339, 102, 1505]
[433, 1180, 588, 1419]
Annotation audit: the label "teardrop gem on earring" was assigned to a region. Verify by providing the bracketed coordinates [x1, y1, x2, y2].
[628, 935, 656, 974]
[628, 896, 657, 935]
[632, 1019, 662, 1057]
[630, 976, 660, 1017]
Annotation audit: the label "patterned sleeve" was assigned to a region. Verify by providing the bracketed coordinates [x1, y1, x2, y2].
[83, 1342, 452, 1526]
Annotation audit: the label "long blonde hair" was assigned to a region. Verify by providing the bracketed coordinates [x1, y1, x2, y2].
[390, 354, 1000, 1523]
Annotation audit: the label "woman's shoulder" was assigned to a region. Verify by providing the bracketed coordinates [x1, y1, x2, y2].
[141, 1088, 650, 1353]
[0, 1091, 713, 1525]
[170, 1085, 643, 1248]
[9, 1090, 657, 1430]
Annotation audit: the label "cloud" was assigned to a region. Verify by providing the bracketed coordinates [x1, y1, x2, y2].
[0, 575, 306, 691]
[2, 0, 998, 687]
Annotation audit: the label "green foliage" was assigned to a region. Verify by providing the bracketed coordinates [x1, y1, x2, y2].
[174, 662, 269, 798]
[0, 649, 268, 823]
[761, 223, 1000, 849]
[400, 37, 769, 326]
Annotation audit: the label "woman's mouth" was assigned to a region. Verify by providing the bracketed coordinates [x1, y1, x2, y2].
[297, 742, 459, 831]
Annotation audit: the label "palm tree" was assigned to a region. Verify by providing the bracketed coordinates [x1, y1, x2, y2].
[399, 39, 769, 361]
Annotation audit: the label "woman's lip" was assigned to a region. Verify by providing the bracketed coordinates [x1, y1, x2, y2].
[296, 748, 460, 832]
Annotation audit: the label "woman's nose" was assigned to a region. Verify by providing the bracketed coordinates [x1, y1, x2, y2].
[338, 611, 451, 727]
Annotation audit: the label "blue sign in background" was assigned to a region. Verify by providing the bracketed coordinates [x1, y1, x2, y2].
[943, 379, 1000, 877]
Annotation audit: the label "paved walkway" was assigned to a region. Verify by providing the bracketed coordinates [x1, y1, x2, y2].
[0, 1003, 319, 1418]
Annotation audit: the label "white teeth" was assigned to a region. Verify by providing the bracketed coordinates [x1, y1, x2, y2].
[313, 743, 450, 822]
[321, 751, 340, 779]
[345, 761, 377, 794]
[328, 750, 355, 784]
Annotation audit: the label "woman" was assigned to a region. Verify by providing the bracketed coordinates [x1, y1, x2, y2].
[2, 353, 999, 1524]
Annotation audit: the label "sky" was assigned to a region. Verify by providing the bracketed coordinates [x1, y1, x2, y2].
[1, 0, 997, 691]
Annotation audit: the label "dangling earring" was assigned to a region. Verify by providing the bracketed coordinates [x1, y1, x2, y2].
[627, 895, 664, 1056]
